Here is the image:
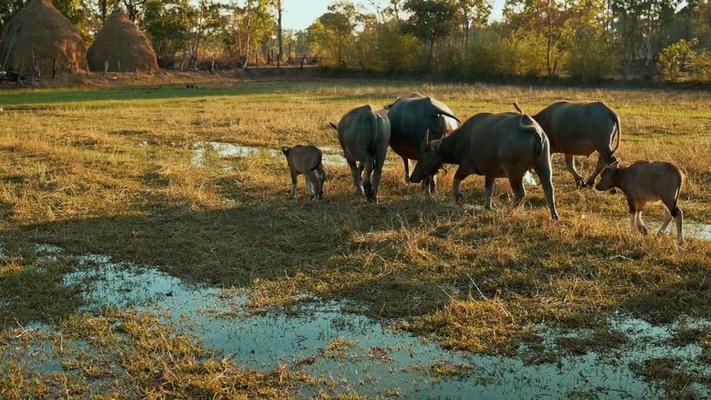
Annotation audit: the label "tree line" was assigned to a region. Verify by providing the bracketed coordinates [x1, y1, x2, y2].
[1, 0, 710, 81]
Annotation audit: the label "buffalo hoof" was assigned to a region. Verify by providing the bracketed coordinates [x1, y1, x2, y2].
[575, 179, 586, 189]
[551, 212, 560, 221]
[640, 225, 649, 235]
[363, 182, 374, 200]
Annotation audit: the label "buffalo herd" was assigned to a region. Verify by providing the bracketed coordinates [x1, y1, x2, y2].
[281, 92, 685, 243]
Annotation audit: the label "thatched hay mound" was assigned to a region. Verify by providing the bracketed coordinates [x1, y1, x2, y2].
[0, 0, 87, 76]
[88, 9, 158, 73]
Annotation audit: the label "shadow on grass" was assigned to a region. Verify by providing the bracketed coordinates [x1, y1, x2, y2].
[1, 189, 708, 332]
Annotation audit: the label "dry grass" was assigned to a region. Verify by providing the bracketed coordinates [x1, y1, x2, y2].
[0, 78, 709, 365]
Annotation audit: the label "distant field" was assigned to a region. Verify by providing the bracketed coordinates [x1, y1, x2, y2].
[0, 79, 709, 397]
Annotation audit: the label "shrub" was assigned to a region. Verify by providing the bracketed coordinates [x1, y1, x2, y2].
[659, 39, 698, 82]
[566, 34, 619, 81]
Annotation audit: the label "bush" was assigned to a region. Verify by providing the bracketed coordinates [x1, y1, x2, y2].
[566, 35, 619, 81]
[659, 39, 698, 82]
[690, 50, 711, 81]
[495, 30, 548, 77]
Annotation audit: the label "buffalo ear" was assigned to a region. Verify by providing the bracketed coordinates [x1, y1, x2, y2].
[429, 139, 443, 152]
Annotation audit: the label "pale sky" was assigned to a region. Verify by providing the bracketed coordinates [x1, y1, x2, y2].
[281, 0, 506, 31]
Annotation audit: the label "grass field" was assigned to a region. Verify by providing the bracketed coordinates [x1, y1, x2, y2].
[0, 78, 710, 398]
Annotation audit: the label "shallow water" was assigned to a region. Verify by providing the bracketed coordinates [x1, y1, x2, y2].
[618, 218, 711, 241]
[192, 141, 346, 168]
[54, 249, 710, 399]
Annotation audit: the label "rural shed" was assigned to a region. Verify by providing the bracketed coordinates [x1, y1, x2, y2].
[88, 9, 159, 73]
[0, 0, 87, 76]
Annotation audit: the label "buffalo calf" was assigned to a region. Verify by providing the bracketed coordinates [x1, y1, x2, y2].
[282, 145, 326, 200]
[595, 161, 685, 243]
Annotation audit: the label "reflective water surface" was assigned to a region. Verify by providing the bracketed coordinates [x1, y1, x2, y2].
[53, 250, 709, 399]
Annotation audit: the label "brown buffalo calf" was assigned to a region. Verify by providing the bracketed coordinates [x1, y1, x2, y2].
[282, 145, 326, 200]
[595, 161, 685, 243]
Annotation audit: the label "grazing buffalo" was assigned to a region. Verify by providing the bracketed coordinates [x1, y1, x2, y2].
[410, 111, 559, 221]
[595, 160, 685, 243]
[520, 101, 621, 188]
[386, 93, 461, 194]
[282, 145, 326, 200]
[330, 105, 390, 203]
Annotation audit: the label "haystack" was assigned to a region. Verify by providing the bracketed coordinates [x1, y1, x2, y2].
[88, 9, 158, 72]
[0, 0, 87, 76]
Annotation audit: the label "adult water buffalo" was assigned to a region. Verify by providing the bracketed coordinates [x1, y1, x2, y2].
[520, 101, 621, 188]
[410, 111, 559, 221]
[386, 93, 461, 194]
[330, 105, 391, 203]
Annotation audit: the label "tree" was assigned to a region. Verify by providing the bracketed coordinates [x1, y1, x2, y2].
[504, 0, 571, 77]
[457, 0, 492, 47]
[403, 0, 458, 71]
[222, 0, 275, 66]
[274, 0, 284, 60]
[313, 1, 360, 66]
[142, 0, 195, 68]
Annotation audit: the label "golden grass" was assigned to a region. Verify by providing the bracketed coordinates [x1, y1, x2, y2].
[0, 78, 709, 361]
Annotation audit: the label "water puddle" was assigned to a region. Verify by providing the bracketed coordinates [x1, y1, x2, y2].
[686, 221, 711, 240]
[617, 219, 711, 241]
[30, 248, 703, 398]
[192, 141, 346, 168]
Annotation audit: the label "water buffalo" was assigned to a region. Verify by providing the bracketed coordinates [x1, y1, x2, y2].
[330, 105, 391, 203]
[595, 160, 685, 243]
[410, 111, 559, 221]
[282, 145, 326, 200]
[386, 93, 461, 194]
[520, 101, 621, 188]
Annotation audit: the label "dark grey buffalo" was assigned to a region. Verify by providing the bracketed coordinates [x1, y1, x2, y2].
[523, 101, 621, 188]
[386, 93, 460, 193]
[282, 145, 326, 200]
[410, 111, 559, 220]
[330, 105, 390, 203]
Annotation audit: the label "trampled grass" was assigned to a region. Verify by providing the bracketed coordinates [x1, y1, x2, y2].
[0, 76, 709, 396]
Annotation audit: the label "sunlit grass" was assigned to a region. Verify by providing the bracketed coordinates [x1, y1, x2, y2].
[0, 78, 709, 364]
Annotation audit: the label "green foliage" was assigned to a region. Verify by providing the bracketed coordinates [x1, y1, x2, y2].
[566, 34, 619, 81]
[496, 30, 548, 77]
[659, 38, 698, 82]
[403, 0, 458, 70]
[689, 49, 711, 81]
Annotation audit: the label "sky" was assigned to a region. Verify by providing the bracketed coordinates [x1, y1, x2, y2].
[281, 0, 506, 31]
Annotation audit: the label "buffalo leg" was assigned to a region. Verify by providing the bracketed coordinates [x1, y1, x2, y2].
[484, 176, 496, 211]
[508, 173, 527, 208]
[421, 176, 435, 196]
[533, 151, 559, 220]
[362, 157, 375, 202]
[452, 168, 467, 204]
[585, 154, 607, 187]
[565, 155, 586, 188]
[347, 160, 363, 194]
[305, 170, 320, 200]
[674, 207, 684, 243]
[371, 150, 387, 204]
[290, 172, 298, 200]
[316, 165, 326, 199]
[636, 211, 648, 235]
[402, 157, 410, 182]
[658, 208, 673, 235]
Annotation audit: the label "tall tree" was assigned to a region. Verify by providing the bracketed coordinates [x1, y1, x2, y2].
[458, 0, 492, 47]
[504, 0, 571, 76]
[403, 0, 458, 71]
